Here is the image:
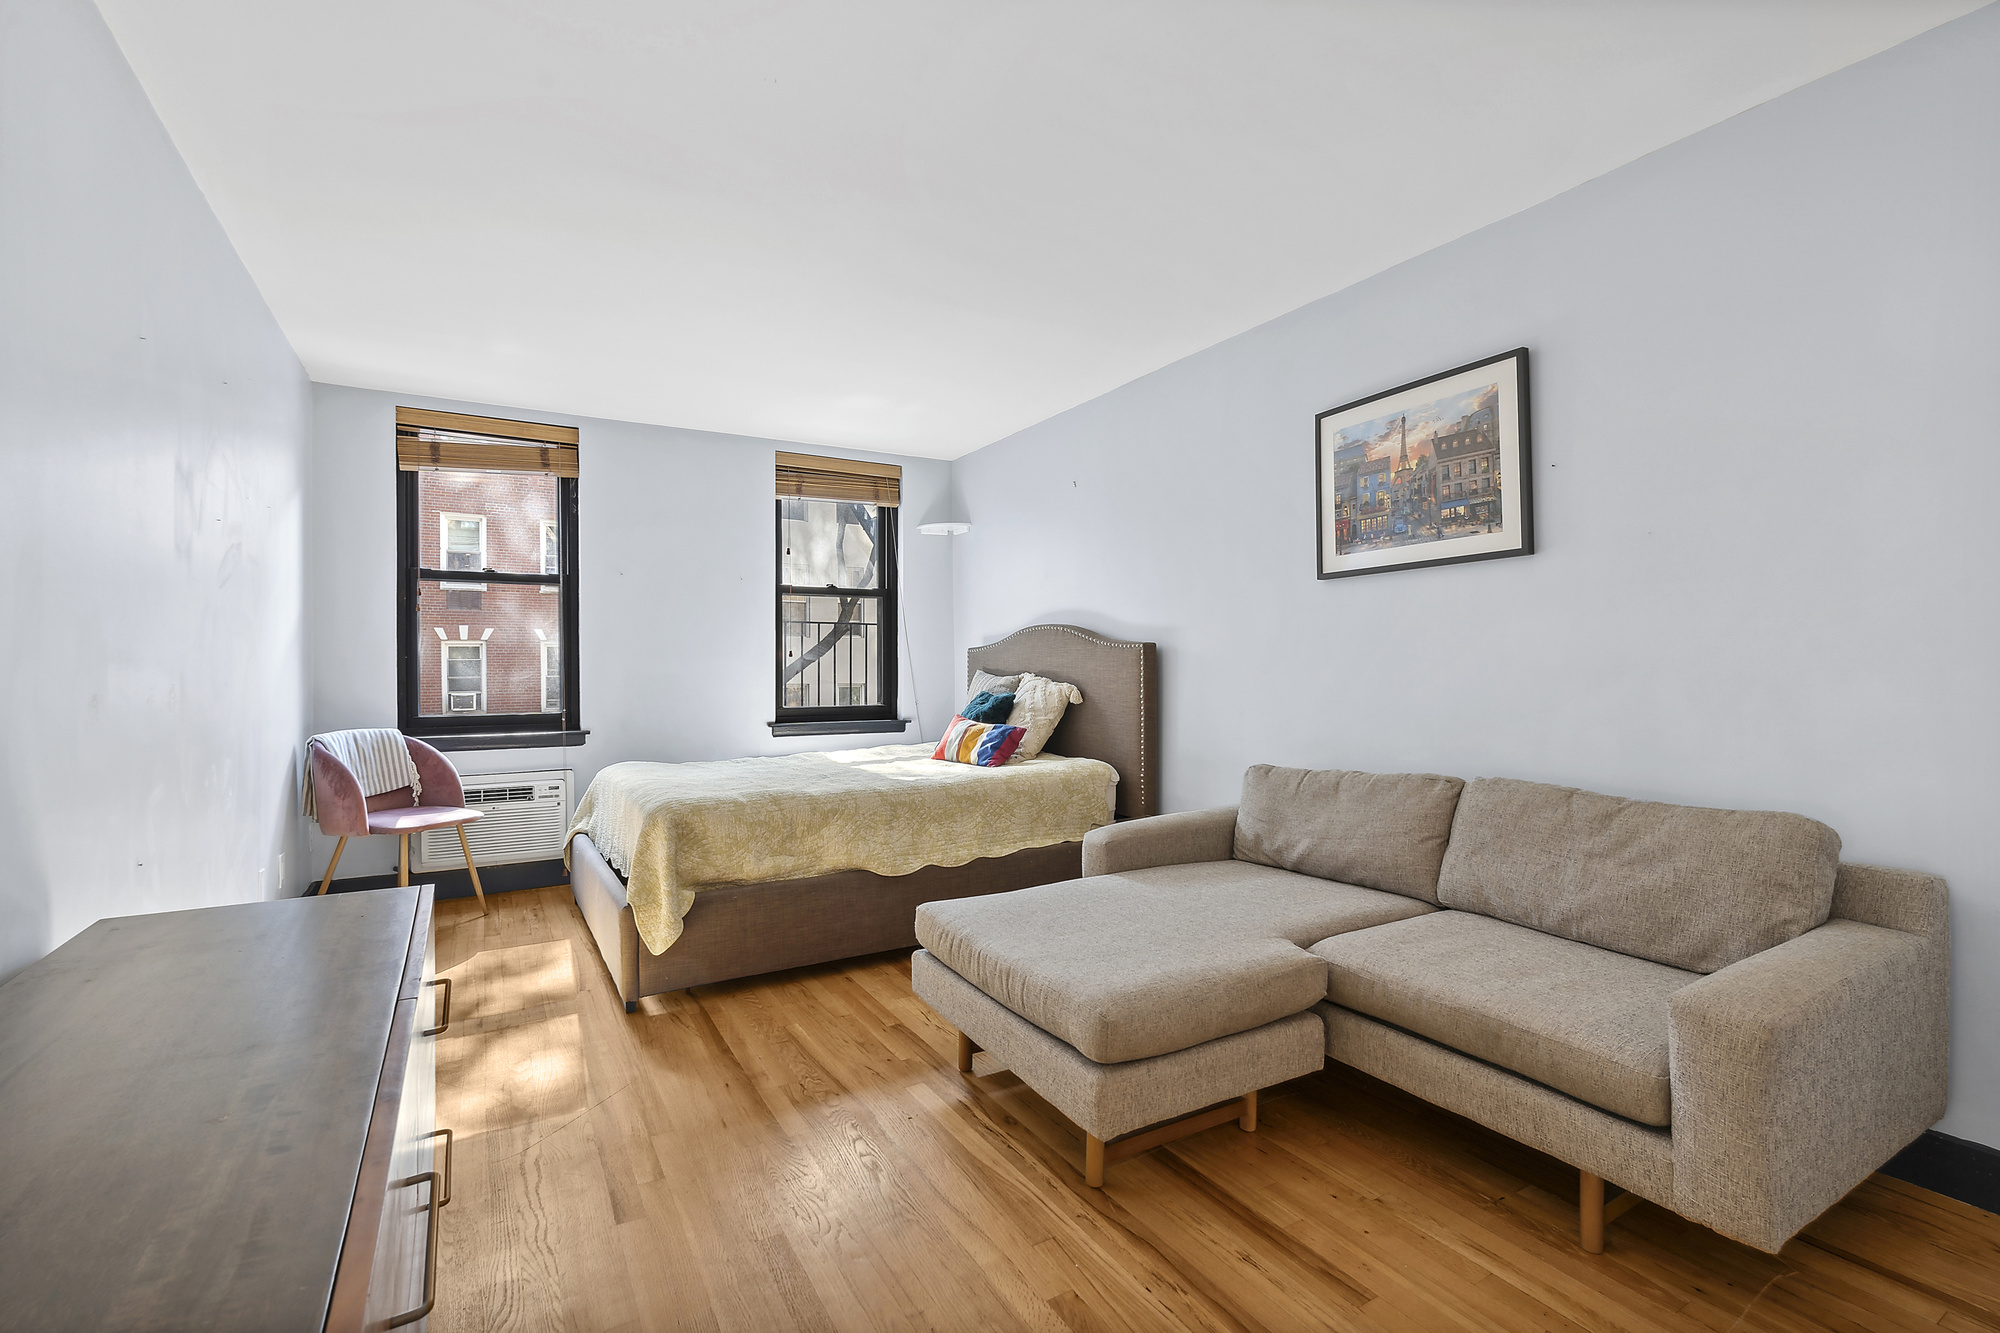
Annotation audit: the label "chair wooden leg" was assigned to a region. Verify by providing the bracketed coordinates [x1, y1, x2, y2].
[1581, 1170, 1605, 1254]
[1239, 1088, 1259, 1132]
[456, 823, 487, 915]
[317, 836, 347, 896]
[955, 1030, 979, 1074]
[399, 833, 410, 888]
[1084, 1135, 1105, 1189]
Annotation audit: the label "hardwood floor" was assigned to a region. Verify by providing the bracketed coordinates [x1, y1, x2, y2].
[433, 888, 2000, 1333]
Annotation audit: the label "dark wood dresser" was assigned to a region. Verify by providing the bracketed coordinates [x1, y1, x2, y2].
[0, 887, 446, 1332]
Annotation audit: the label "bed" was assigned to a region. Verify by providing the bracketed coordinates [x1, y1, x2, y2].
[568, 624, 1159, 1008]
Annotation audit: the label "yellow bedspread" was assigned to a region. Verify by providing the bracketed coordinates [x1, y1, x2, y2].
[566, 743, 1118, 954]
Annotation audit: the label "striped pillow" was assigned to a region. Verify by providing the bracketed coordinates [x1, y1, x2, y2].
[932, 714, 1027, 767]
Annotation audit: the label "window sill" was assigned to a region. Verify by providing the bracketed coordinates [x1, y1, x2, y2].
[768, 719, 911, 738]
[422, 729, 590, 752]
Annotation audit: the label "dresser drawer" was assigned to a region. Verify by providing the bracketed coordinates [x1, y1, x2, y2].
[328, 889, 445, 1333]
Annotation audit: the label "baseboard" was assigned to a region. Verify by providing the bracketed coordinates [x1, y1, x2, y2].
[1879, 1129, 2000, 1216]
[310, 856, 569, 901]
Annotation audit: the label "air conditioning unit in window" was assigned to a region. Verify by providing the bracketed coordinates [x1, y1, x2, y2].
[446, 692, 480, 712]
[415, 769, 573, 872]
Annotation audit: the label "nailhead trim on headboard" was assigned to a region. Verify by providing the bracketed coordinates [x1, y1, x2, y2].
[965, 624, 1154, 818]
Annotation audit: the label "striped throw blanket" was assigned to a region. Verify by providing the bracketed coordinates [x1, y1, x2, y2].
[302, 728, 422, 818]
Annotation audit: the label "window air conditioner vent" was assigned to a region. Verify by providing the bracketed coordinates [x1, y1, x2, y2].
[446, 692, 480, 712]
[463, 784, 537, 805]
[415, 769, 573, 872]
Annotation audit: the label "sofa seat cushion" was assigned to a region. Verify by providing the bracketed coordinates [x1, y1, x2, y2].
[916, 861, 1435, 1064]
[1311, 912, 1699, 1125]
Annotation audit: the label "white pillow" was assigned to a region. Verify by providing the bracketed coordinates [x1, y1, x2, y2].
[1003, 673, 1083, 761]
[966, 670, 1023, 706]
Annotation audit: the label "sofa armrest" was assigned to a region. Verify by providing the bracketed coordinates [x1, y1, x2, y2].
[1668, 918, 1949, 1252]
[1082, 806, 1237, 877]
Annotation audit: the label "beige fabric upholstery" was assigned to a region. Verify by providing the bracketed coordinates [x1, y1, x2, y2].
[1321, 1004, 1676, 1209]
[916, 862, 1434, 1063]
[1313, 913, 1696, 1125]
[915, 949, 1325, 1141]
[1437, 777, 1840, 973]
[1829, 861, 1950, 937]
[1235, 766, 1464, 903]
[966, 625, 1159, 819]
[1082, 806, 1237, 877]
[1669, 915, 1950, 1253]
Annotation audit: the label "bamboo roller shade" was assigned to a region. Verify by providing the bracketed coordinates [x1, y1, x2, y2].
[775, 451, 901, 507]
[396, 407, 580, 477]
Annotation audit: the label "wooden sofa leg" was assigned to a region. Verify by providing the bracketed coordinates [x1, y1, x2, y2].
[956, 1030, 980, 1074]
[1239, 1088, 1259, 1132]
[1085, 1135, 1105, 1188]
[1581, 1171, 1605, 1254]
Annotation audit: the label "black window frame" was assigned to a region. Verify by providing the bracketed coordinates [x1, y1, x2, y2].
[397, 467, 583, 748]
[772, 499, 899, 733]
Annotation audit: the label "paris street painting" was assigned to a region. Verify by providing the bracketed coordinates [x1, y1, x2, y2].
[1315, 348, 1534, 579]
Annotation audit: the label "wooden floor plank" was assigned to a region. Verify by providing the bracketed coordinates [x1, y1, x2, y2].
[431, 888, 1998, 1333]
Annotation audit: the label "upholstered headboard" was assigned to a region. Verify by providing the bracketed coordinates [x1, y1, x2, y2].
[965, 625, 1158, 820]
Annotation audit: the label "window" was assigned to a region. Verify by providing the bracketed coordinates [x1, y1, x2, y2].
[396, 407, 582, 746]
[441, 513, 485, 571]
[541, 639, 561, 713]
[774, 451, 900, 733]
[540, 519, 560, 591]
[443, 640, 486, 712]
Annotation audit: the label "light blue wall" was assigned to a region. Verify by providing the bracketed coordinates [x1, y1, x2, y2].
[0, 0, 311, 977]
[308, 384, 957, 879]
[951, 7, 2000, 1145]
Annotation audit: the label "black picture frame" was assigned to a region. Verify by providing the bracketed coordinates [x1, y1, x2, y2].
[1315, 347, 1533, 580]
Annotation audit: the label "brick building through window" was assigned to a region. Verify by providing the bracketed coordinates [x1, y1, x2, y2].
[396, 407, 580, 743]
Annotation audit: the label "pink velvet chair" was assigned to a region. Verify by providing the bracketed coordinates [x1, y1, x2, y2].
[309, 733, 487, 912]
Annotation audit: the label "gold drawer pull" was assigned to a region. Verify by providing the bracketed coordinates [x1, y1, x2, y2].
[428, 1127, 454, 1206]
[386, 1170, 440, 1328]
[422, 977, 451, 1037]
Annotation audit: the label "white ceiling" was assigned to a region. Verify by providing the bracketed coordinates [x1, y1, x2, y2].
[97, 0, 1981, 460]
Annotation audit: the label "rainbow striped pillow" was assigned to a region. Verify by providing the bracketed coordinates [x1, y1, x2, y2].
[932, 714, 1027, 767]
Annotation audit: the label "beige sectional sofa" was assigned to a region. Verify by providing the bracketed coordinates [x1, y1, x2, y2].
[911, 766, 1950, 1255]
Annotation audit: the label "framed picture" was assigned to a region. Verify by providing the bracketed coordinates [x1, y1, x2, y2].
[1315, 347, 1532, 579]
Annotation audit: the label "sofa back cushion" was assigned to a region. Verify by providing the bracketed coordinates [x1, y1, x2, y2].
[1436, 777, 1841, 973]
[1234, 765, 1465, 903]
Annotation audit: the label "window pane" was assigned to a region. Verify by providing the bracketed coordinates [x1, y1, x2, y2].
[415, 578, 563, 716]
[780, 594, 882, 708]
[417, 469, 559, 575]
[780, 498, 881, 590]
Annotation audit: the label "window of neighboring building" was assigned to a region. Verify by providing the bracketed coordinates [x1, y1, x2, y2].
[441, 513, 485, 571]
[773, 452, 901, 734]
[396, 407, 582, 746]
[443, 640, 486, 712]
[540, 519, 560, 591]
[541, 639, 561, 713]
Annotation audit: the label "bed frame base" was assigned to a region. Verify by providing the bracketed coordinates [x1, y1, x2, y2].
[572, 833, 1084, 1006]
